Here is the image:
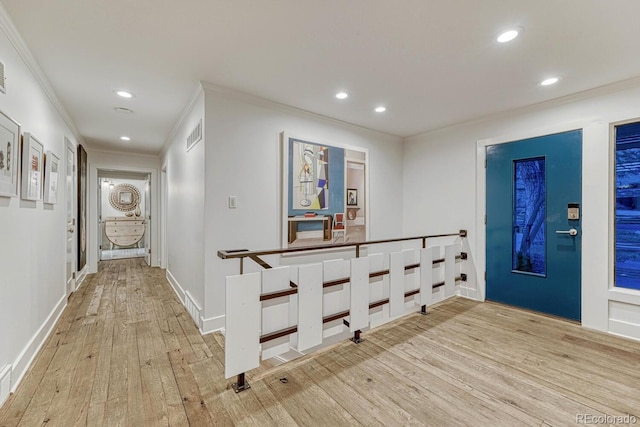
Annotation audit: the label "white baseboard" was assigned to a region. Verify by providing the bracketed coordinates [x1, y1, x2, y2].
[184, 291, 202, 329]
[201, 315, 225, 334]
[458, 286, 481, 300]
[609, 319, 640, 342]
[76, 265, 88, 289]
[166, 269, 186, 303]
[0, 364, 11, 408]
[11, 294, 67, 393]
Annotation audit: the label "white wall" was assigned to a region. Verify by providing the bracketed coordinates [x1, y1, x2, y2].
[201, 84, 404, 332]
[0, 11, 81, 405]
[161, 88, 205, 320]
[87, 150, 160, 273]
[403, 80, 640, 341]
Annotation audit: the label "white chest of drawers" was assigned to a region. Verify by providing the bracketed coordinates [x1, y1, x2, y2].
[104, 217, 145, 248]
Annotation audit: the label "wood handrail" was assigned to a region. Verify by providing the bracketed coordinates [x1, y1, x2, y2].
[217, 230, 466, 260]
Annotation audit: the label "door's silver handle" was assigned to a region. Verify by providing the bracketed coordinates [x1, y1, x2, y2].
[556, 228, 578, 236]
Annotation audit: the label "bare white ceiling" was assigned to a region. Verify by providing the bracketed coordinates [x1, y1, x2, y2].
[3, 0, 640, 155]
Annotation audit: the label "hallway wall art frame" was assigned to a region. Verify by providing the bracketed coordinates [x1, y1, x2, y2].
[0, 108, 20, 197]
[281, 132, 369, 249]
[21, 132, 44, 201]
[43, 150, 60, 204]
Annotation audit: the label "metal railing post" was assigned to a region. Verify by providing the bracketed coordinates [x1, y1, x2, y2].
[232, 372, 250, 393]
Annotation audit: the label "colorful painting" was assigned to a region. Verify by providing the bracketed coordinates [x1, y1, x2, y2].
[282, 133, 369, 248]
[291, 140, 330, 210]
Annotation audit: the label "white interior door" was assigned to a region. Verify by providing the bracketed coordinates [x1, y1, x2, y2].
[144, 175, 151, 266]
[65, 138, 76, 296]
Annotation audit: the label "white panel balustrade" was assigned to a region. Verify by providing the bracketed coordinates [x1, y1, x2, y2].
[389, 251, 405, 318]
[297, 263, 323, 351]
[349, 257, 370, 332]
[420, 247, 434, 307]
[261, 266, 292, 360]
[445, 244, 458, 298]
[225, 272, 261, 379]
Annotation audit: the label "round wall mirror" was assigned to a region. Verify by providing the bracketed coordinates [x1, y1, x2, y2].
[109, 183, 140, 212]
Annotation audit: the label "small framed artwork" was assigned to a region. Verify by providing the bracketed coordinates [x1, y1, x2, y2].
[43, 150, 60, 204]
[0, 109, 21, 197]
[347, 188, 358, 206]
[21, 132, 44, 201]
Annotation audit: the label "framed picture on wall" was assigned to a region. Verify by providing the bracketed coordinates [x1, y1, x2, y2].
[43, 150, 60, 204]
[21, 132, 44, 201]
[0, 109, 21, 197]
[281, 132, 370, 249]
[347, 188, 358, 206]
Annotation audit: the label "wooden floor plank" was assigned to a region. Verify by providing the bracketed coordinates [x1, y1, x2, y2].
[2, 258, 640, 427]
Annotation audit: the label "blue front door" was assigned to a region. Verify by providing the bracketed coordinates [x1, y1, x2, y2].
[486, 130, 582, 321]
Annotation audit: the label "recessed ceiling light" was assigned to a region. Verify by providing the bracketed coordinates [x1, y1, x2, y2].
[374, 106, 387, 113]
[115, 90, 134, 98]
[114, 107, 134, 114]
[336, 91, 349, 99]
[120, 136, 131, 141]
[540, 77, 560, 86]
[497, 29, 520, 43]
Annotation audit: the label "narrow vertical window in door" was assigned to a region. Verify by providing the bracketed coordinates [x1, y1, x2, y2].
[615, 121, 640, 290]
[513, 158, 546, 275]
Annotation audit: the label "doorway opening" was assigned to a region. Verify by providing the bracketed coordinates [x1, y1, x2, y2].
[98, 170, 151, 264]
[344, 157, 366, 243]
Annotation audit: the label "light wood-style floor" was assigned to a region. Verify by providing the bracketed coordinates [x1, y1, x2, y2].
[1, 259, 640, 426]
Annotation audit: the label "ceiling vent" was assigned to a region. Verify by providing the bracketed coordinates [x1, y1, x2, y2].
[0, 61, 5, 94]
[186, 119, 202, 152]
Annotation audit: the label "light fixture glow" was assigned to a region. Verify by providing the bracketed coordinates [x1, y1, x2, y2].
[120, 136, 131, 141]
[335, 92, 349, 99]
[497, 29, 519, 43]
[540, 77, 560, 86]
[374, 106, 387, 113]
[115, 90, 133, 98]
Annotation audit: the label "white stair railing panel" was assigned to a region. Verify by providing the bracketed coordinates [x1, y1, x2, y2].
[349, 257, 370, 332]
[225, 273, 261, 379]
[445, 244, 459, 298]
[297, 263, 324, 352]
[322, 259, 351, 338]
[420, 247, 434, 307]
[389, 251, 405, 318]
[261, 266, 292, 360]
[402, 248, 420, 307]
[368, 253, 390, 327]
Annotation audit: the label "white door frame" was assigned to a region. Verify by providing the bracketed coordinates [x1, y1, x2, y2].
[161, 164, 167, 269]
[65, 137, 77, 296]
[89, 164, 159, 273]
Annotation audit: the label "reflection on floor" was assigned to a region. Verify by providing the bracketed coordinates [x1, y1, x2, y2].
[101, 248, 146, 260]
[289, 225, 366, 248]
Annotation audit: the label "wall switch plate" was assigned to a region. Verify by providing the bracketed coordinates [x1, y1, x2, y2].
[229, 196, 237, 209]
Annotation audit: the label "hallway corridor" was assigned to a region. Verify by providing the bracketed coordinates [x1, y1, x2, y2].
[1, 259, 640, 426]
